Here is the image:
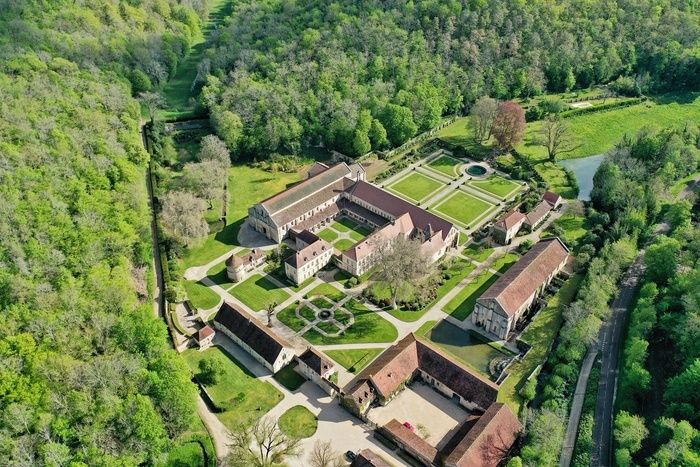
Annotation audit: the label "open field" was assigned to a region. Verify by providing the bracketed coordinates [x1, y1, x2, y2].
[388, 172, 445, 201]
[325, 348, 384, 374]
[434, 191, 495, 228]
[182, 346, 283, 430]
[498, 274, 583, 414]
[183, 279, 221, 310]
[229, 274, 290, 312]
[468, 176, 522, 199]
[427, 155, 462, 177]
[443, 270, 499, 320]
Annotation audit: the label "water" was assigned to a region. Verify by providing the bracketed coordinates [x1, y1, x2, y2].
[558, 154, 605, 201]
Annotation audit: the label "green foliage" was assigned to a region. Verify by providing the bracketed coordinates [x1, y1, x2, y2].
[645, 236, 681, 285]
[198, 355, 226, 385]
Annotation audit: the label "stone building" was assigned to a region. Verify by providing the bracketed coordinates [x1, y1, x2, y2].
[492, 210, 526, 245]
[297, 347, 337, 395]
[523, 200, 552, 231]
[225, 249, 265, 283]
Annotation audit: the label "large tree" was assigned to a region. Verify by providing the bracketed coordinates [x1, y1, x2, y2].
[645, 236, 681, 285]
[160, 191, 209, 246]
[538, 115, 581, 161]
[470, 96, 499, 142]
[309, 440, 344, 467]
[382, 103, 418, 146]
[198, 134, 232, 167]
[224, 417, 301, 467]
[491, 101, 526, 151]
[374, 235, 431, 309]
[179, 161, 226, 208]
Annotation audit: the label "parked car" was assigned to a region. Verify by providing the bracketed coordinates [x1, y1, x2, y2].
[345, 450, 357, 461]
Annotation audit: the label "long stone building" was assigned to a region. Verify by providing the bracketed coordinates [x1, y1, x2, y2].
[249, 162, 459, 283]
[472, 237, 571, 339]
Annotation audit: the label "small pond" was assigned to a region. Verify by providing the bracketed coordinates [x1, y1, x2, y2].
[422, 321, 513, 378]
[558, 154, 605, 201]
[466, 164, 488, 176]
[317, 310, 333, 320]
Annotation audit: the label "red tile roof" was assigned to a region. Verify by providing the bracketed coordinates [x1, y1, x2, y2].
[524, 200, 551, 227]
[343, 213, 414, 261]
[226, 249, 265, 269]
[493, 210, 526, 231]
[197, 325, 215, 342]
[477, 237, 570, 317]
[543, 191, 562, 207]
[351, 449, 392, 467]
[444, 403, 522, 467]
[285, 238, 332, 268]
[382, 419, 439, 464]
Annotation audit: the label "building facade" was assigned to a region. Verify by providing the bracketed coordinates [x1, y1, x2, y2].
[226, 249, 266, 283]
[492, 210, 526, 245]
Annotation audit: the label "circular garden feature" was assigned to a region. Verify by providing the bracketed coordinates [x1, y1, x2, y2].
[318, 309, 333, 320]
[466, 164, 488, 176]
[279, 405, 318, 438]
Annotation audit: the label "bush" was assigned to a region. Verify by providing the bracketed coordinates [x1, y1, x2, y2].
[346, 277, 358, 288]
[609, 76, 642, 97]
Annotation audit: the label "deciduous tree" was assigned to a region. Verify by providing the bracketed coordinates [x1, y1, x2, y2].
[538, 115, 581, 161]
[470, 96, 499, 142]
[160, 191, 209, 246]
[491, 101, 526, 151]
[198, 356, 226, 385]
[199, 134, 231, 167]
[139, 91, 165, 123]
[374, 235, 430, 309]
[225, 417, 301, 467]
[309, 440, 344, 467]
[179, 161, 226, 208]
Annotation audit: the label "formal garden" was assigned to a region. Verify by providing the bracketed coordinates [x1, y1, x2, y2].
[386, 171, 447, 203]
[433, 191, 498, 228]
[317, 217, 373, 251]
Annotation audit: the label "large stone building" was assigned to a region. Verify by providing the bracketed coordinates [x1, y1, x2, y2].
[213, 302, 295, 373]
[472, 237, 571, 339]
[225, 249, 265, 283]
[250, 162, 459, 283]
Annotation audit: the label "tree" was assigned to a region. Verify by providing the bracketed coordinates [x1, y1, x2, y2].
[212, 108, 244, 154]
[138, 91, 165, 123]
[199, 134, 231, 167]
[538, 115, 581, 161]
[382, 103, 417, 146]
[369, 119, 389, 149]
[198, 356, 226, 385]
[491, 101, 526, 151]
[266, 301, 277, 327]
[374, 235, 430, 309]
[666, 200, 692, 233]
[664, 358, 700, 425]
[179, 161, 226, 208]
[160, 191, 209, 246]
[470, 96, 499, 142]
[614, 411, 648, 455]
[225, 417, 301, 467]
[309, 440, 344, 467]
[645, 236, 681, 285]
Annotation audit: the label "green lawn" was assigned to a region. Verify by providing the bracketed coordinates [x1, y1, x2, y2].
[330, 218, 356, 232]
[307, 283, 345, 302]
[553, 212, 589, 250]
[498, 274, 583, 414]
[183, 280, 221, 310]
[519, 93, 700, 161]
[469, 176, 522, 199]
[182, 346, 283, 430]
[428, 155, 462, 178]
[434, 191, 495, 228]
[269, 267, 315, 293]
[416, 320, 438, 337]
[205, 261, 235, 289]
[492, 252, 519, 273]
[274, 362, 306, 391]
[303, 299, 398, 345]
[334, 239, 356, 251]
[165, 441, 206, 467]
[317, 228, 339, 243]
[463, 243, 494, 262]
[389, 172, 444, 201]
[443, 270, 499, 320]
[325, 348, 384, 374]
[334, 269, 353, 287]
[229, 274, 290, 312]
[277, 304, 306, 332]
[278, 406, 318, 439]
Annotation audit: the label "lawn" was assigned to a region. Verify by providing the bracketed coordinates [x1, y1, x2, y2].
[334, 238, 356, 251]
[325, 348, 384, 374]
[165, 441, 206, 467]
[205, 261, 235, 289]
[183, 280, 221, 310]
[443, 270, 500, 320]
[330, 217, 357, 232]
[492, 252, 519, 273]
[498, 274, 583, 414]
[428, 155, 462, 178]
[553, 212, 589, 249]
[334, 269, 354, 287]
[469, 176, 522, 199]
[278, 406, 318, 439]
[269, 267, 315, 293]
[519, 92, 700, 161]
[229, 274, 290, 312]
[182, 346, 283, 430]
[274, 362, 306, 391]
[317, 228, 339, 243]
[277, 304, 305, 332]
[303, 299, 398, 345]
[416, 320, 438, 337]
[463, 243, 494, 262]
[389, 172, 444, 201]
[307, 283, 345, 302]
[434, 191, 495, 228]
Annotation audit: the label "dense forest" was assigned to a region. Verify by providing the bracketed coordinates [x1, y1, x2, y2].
[201, 0, 700, 158]
[0, 1, 207, 464]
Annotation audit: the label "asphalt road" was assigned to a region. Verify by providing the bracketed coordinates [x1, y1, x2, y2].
[590, 254, 646, 466]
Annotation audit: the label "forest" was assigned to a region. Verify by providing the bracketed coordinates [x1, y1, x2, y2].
[0, 1, 209, 464]
[200, 0, 700, 158]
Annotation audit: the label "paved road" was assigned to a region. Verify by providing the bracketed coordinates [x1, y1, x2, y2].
[590, 254, 646, 467]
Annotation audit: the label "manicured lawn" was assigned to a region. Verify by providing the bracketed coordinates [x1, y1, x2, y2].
[229, 274, 290, 312]
[348, 229, 367, 242]
[389, 172, 444, 201]
[334, 270, 353, 287]
[463, 243, 494, 262]
[416, 320, 438, 337]
[325, 348, 384, 374]
[434, 191, 495, 228]
[206, 261, 235, 289]
[278, 406, 318, 439]
[182, 346, 283, 430]
[304, 299, 398, 344]
[300, 306, 316, 322]
[458, 232, 469, 246]
[277, 304, 305, 332]
[553, 212, 589, 250]
[316, 320, 341, 334]
[183, 280, 221, 310]
[469, 176, 522, 199]
[492, 252, 519, 273]
[443, 270, 500, 320]
[330, 218, 356, 232]
[269, 267, 315, 293]
[334, 239, 356, 251]
[317, 228, 339, 243]
[498, 274, 583, 414]
[274, 362, 306, 391]
[307, 283, 345, 302]
[428, 155, 462, 178]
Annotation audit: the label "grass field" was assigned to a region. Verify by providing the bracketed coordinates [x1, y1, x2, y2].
[552, 212, 589, 249]
[428, 155, 462, 177]
[229, 274, 290, 311]
[317, 228, 339, 243]
[205, 261, 235, 289]
[278, 406, 318, 439]
[469, 176, 522, 199]
[182, 346, 282, 430]
[434, 191, 495, 228]
[443, 270, 499, 320]
[334, 239, 356, 251]
[463, 244, 494, 263]
[277, 305, 305, 332]
[492, 252, 519, 273]
[389, 172, 444, 201]
[498, 274, 583, 414]
[303, 299, 397, 345]
[307, 283, 345, 302]
[325, 348, 384, 374]
[274, 362, 306, 391]
[183, 280, 221, 310]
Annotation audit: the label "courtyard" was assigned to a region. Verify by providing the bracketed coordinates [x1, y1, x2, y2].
[426, 154, 463, 178]
[387, 171, 446, 202]
[317, 217, 373, 251]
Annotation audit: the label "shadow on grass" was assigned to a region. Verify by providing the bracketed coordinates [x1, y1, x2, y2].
[651, 92, 699, 105]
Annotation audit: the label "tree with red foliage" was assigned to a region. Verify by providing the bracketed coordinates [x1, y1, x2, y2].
[492, 101, 526, 151]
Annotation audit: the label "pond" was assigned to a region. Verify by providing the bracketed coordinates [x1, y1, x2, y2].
[422, 320, 513, 378]
[558, 154, 605, 201]
[466, 164, 488, 176]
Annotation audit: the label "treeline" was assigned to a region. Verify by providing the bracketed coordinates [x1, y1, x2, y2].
[0, 1, 207, 464]
[516, 126, 700, 466]
[198, 0, 700, 159]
